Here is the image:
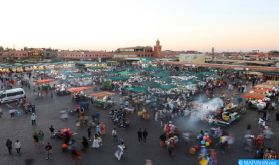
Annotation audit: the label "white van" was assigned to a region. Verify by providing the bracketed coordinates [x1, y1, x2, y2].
[0, 88, 26, 104]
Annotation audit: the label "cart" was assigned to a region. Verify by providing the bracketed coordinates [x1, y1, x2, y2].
[211, 112, 240, 127]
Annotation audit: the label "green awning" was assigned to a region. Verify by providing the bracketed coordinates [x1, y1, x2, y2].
[127, 87, 148, 93]
[110, 76, 129, 81]
[160, 84, 176, 90]
[118, 71, 129, 75]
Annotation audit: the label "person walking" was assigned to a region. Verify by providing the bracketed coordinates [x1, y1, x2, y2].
[91, 134, 102, 149]
[114, 141, 126, 160]
[263, 111, 267, 121]
[81, 136, 89, 152]
[112, 128, 118, 142]
[143, 128, 148, 143]
[14, 140, 21, 155]
[6, 139, 12, 155]
[45, 142, 53, 160]
[100, 122, 106, 136]
[31, 113, 37, 125]
[276, 110, 279, 121]
[49, 125, 55, 138]
[137, 128, 143, 144]
[91, 134, 98, 149]
[246, 124, 252, 135]
[145, 160, 153, 165]
[87, 126, 92, 141]
[95, 124, 100, 135]
[38, 130, 45, 145]
[64, 131, 71, 145]
[50, 92, 53, 99]
[33, 132, 39, 144]
[0, 108, 3, 118]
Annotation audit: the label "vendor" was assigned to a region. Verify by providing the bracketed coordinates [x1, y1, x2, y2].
[222, 112, 230, 122]
[216, 109, 223, 119]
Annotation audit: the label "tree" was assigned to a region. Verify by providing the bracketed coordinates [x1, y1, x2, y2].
[268, 50, 279, 54]
[5, 47, 11, 51]
[0, 46, 3, 51]
[101, 80, 113, 90]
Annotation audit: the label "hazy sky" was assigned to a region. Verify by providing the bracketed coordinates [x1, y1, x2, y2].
[0, 0, 279, 52]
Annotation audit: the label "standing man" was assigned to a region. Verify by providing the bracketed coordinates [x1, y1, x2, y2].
[14, 140, 21, 155]
[145, 160, 153, 165]
[143, 128, 148, 143]
[0, 108, 3, 118]
[49, 125, 55, 138]
[45, 142, 53, 160]
[31, 113, 37, 126]
[112, 128, 118, 142]
[38, 130, 45, 145]
[263, 110, 267, 121]
[6, 139, 12, 155]
[137, 128, 143, 144]
[50, 92, 53, 99]
[87, 126, 92, 141]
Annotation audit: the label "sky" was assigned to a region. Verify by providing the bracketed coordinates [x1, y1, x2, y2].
[0, 0, 279, 52]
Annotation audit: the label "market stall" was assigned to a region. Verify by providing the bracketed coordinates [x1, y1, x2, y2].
[68, 86, 92, 93]
[34, 79, 55, 85]
[242, 92, 268, 100]
[68, 86, 93, 101]
[34, 79, 56, 95]
[90, 91, 116, 108]
[210, 112, 240, 126]
[262, 80, 279, 86]
[254, 84, 274, 91]
[242, 91, 269, 110]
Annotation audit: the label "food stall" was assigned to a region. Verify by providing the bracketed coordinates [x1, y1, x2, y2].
[242, 91, 269, 110]
[56, 84, 69, 96]
[254, 84, 274, 91]
[137, 107, 150, 120]
[262, 80, 279, 86]
[34, 79, 56, 92]
[34, 79, 55, 84]
[89, 91, 115, 108]
[68, 86, 92, 101]
[210, 112, 240, 126]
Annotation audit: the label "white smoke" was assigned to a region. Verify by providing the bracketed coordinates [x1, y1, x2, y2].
[195, 97, 223, 117]
[177, 97, 224, 132]
[188, 97, 224, 122]
[200, 97, 224, 112]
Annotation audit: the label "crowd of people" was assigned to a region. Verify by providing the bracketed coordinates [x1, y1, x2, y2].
[0, 64, 278, 165]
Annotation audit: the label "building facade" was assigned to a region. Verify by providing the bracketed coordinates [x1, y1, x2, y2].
[1, 50, 29, 59]
[115, 46, 153, 58]
[0, 40, 163, 60]
[57, 50, 113, 60]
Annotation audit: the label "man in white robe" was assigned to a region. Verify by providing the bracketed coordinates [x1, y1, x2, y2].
[114, 143, 125, 160]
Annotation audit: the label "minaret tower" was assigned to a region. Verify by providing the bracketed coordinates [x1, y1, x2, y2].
[154, 39, 162, 57]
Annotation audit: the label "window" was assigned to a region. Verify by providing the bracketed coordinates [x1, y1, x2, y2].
[0, 94, 6, 99]
[7, 91, 24, 97]
[7, 93, 15, 97]
[16, 91, 24, 95]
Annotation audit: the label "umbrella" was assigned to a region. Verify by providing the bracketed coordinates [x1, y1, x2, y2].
[9, 109, 17, 114]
